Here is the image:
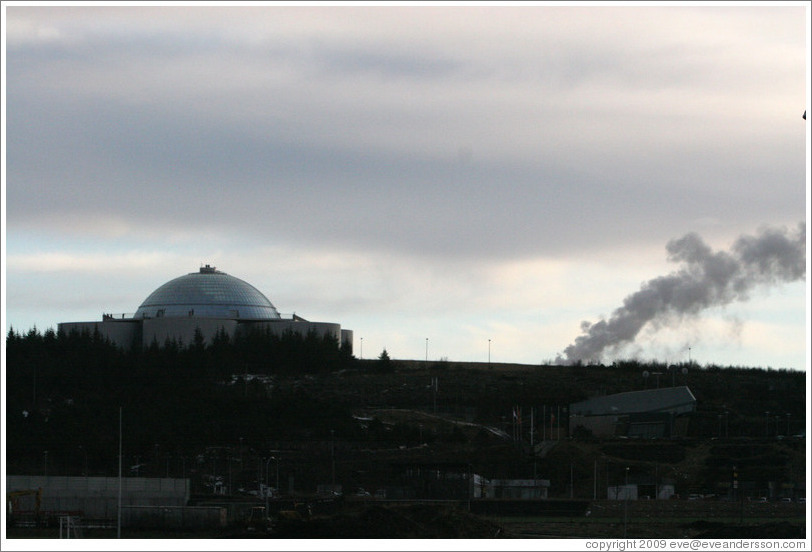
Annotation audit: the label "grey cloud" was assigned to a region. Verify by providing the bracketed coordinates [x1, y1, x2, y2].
[312, 44, 462, 80]
[5, 5, 806, 264]
[558, 222, 806, 364]
[6, 77, 804, 263]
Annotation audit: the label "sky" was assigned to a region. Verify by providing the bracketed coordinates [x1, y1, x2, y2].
[2, 1, 810, 371]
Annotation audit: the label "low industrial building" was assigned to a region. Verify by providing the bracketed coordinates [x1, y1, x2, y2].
[387, 463, 550, 500]
[485, 479, 550, 500]
[607, 480, 676, 500]
[58, 265, 353, 352]
[569, 386, 696, 438]
[388, 462, 477, 500]
[6, 475, 189, 523]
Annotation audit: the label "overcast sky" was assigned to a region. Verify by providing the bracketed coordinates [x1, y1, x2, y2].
[3, 2, 809, 370]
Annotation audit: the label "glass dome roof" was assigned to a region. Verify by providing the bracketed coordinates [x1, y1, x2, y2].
[134, 265, 281, 320]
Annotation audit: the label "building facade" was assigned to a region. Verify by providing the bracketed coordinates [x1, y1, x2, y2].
[58, 265, 353, 352]
[569, 387, 696, 438]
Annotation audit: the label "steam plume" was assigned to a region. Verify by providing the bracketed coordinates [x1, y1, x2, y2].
[557, 222, 806, 364]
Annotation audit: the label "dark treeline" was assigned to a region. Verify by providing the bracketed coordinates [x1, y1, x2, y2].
[5, 326, 806, 483]
[5, 326, 360, 477]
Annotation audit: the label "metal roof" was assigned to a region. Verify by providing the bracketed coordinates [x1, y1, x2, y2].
[570, 386, 696, 417]
[134, 265, 280, 320]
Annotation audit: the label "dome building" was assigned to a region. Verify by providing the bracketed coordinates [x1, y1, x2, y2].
[58, 265, 353, 352]
[134, 265, 282, 320]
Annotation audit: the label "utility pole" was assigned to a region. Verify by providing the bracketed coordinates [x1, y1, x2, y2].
[623, 467, 629, 538]
[117, 407, 122, 539]
[330, 430, 335, 485]
[551, 406, 556, 440]
[570, 463, 574, 499]
[593, 459, 597, 500]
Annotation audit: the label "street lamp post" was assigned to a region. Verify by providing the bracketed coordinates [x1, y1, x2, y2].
[570, 463, 574, 499]
[425, 338, 428, 363]
[360, 337, 363, 360]
[488, 339, 491, 364]
[265, 457, 280, 494]
[624, 467, 630, 538]
[264, 458, 270, 512]
[467, 463, 473, 512]
[593, 459, 598, 500]
[79, 446, 88, 477]
[117, 406, 122, 539]
[264, 456, 279, 513]
[331, 430, 336, 486]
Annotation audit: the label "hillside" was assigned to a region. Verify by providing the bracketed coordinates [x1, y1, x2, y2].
[4, 328, 806, 502]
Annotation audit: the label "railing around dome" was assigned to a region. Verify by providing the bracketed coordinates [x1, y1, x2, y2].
[101, 311, 301, 321]
[102, 313, 137, 320]
[277, 313, 308, 321]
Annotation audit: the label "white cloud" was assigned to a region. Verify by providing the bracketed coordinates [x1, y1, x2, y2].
[5, 13, 66, 46]
[8, 250, 179, 273]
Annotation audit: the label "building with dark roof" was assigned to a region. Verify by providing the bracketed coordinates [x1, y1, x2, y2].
[58, 265, 352, 352]
[569, 386, 696, 438]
